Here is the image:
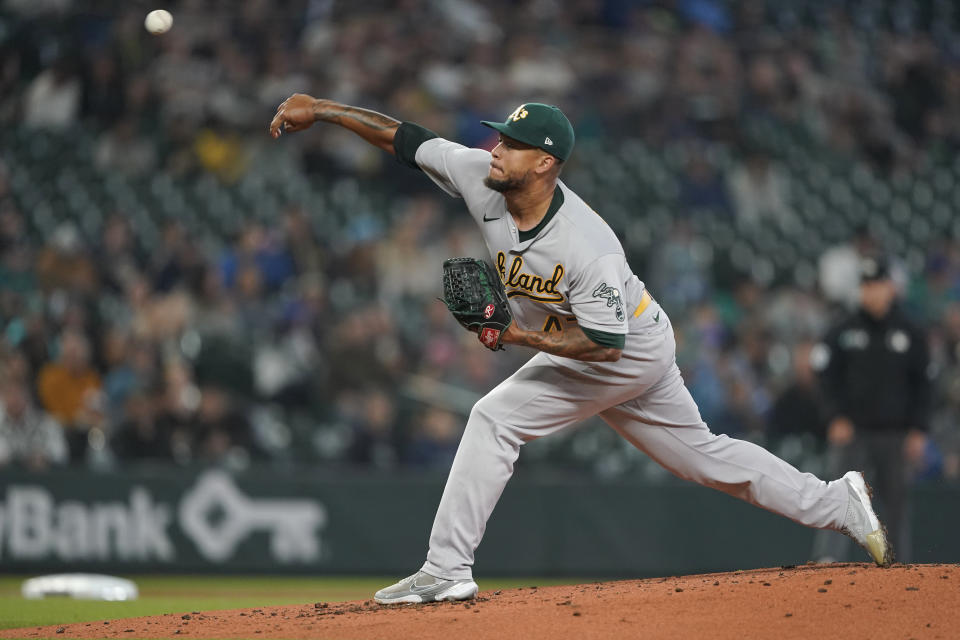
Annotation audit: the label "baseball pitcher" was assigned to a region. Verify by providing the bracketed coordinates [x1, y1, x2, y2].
[270, 96, 893, 604]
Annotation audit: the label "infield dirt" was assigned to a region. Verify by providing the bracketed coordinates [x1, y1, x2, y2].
[3, 563, 957, 640]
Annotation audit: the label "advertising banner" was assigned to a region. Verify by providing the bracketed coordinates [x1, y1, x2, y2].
[1, 469, 956, 575]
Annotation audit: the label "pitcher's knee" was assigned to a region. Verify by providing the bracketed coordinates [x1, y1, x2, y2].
[469, 395, 498, 425]
[467, 398, 524, 448]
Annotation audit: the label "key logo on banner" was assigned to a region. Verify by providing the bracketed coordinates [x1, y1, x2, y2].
[179, 471, 327, 562]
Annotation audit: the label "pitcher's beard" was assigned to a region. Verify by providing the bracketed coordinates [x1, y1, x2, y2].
[484, 172, 529, 193]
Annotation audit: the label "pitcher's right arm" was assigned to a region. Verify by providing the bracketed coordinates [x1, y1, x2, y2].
[269, 94, 401, 153]
[270, 94, 488, 200]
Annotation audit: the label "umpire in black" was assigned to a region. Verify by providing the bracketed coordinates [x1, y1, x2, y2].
[810, 256, 932, 562]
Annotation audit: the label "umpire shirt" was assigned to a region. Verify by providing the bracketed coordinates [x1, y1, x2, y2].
[812, 305, 930, 433]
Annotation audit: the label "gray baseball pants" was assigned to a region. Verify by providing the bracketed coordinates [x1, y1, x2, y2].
[421, 312, 850, 580]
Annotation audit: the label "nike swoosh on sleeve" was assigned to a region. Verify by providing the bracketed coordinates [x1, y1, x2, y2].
[482, 215, 500, 222]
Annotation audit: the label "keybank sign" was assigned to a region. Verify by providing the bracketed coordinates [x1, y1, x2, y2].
[0, 486, 173, 561]
[0, 471, 327, 564]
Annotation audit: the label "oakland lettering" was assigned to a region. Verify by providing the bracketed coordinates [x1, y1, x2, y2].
[497, 252, 565, 303]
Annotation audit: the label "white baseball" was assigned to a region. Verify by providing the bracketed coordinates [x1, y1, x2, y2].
[144, 9, 173, 35]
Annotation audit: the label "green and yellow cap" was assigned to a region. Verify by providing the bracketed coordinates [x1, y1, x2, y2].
[481, 103, 575, 162]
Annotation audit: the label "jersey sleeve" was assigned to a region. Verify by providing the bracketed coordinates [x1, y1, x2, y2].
[393, 122, 438, 169]
[568, 253, 630, 341]
[414, 137, 492, 199]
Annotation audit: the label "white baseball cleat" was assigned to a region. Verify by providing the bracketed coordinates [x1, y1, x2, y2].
[374, 571, 479, 605]
[840, 471, 894, 567]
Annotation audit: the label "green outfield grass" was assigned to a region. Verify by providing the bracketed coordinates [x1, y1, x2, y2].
[0, 575, 580, 631]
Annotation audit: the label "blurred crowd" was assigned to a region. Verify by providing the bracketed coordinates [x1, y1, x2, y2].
[1, 0, 960, 481]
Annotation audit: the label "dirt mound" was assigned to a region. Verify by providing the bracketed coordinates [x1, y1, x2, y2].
[4, 564, 958, 640]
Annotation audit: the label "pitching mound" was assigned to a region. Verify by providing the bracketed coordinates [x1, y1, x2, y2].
[5, 564, 958, 640]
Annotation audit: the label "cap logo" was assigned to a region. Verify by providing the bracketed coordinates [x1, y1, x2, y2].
[544, 137, 553, 146]
[508, 105, 529, 122]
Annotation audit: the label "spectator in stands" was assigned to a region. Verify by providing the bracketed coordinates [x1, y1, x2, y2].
[22, 56, 81, 130]
[109, 390, 172, 463]
[346, 388, 398, 469]
[818, 226, 881, 310]
[648, 220, 712, 313]
[768, 340, 829, 446]
[34, 222, 97, 295]
[193, 119, 251, 183]
[95, 214, 145, 296]
[505, 36, 575, 98]
[742, 54, 788, 120]
[726, 146, 794, 228]
[0, 199, 25, 255]
[328, 306, 403, 395]
[705, 337, 769, 439]
[0, 373, 68, 470]
[0, 44, 23, 125]
[0, 234, 34, 297]
[886, 35, 943, 146]
[906, 241, 960, 325]
[673, 22, 741, 130]
[194, 385, 260, 468]
[930, 302, 960, 481]
[93, 117, 157, 176]
[405, 407, 461, 470]
[157, 357, 203, 456]
[81, 50, 125, 127]
[100, 327, 135, 418]
[282, 205, 328, 278]
[152, 220, 206, 294]
[375, 197, 448, 305]
[678, 151, 733, 216]
[220, 223, 295, 294]
[36, 330, 104, 461]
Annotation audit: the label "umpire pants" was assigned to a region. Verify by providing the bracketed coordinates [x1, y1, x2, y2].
[421, 311, 851, 580]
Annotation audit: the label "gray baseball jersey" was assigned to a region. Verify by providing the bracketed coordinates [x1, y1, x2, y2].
[416, 137, 653, 354]
[393, 125, 853, 581]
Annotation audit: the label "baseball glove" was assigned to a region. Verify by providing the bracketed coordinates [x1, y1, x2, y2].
[441, 257, 512, 351]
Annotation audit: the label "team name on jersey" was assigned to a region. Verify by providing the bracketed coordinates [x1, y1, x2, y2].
[496, 251, 565, 303]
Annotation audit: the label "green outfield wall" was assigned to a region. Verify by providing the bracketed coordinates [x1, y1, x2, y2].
[0, 468, 956, 576]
